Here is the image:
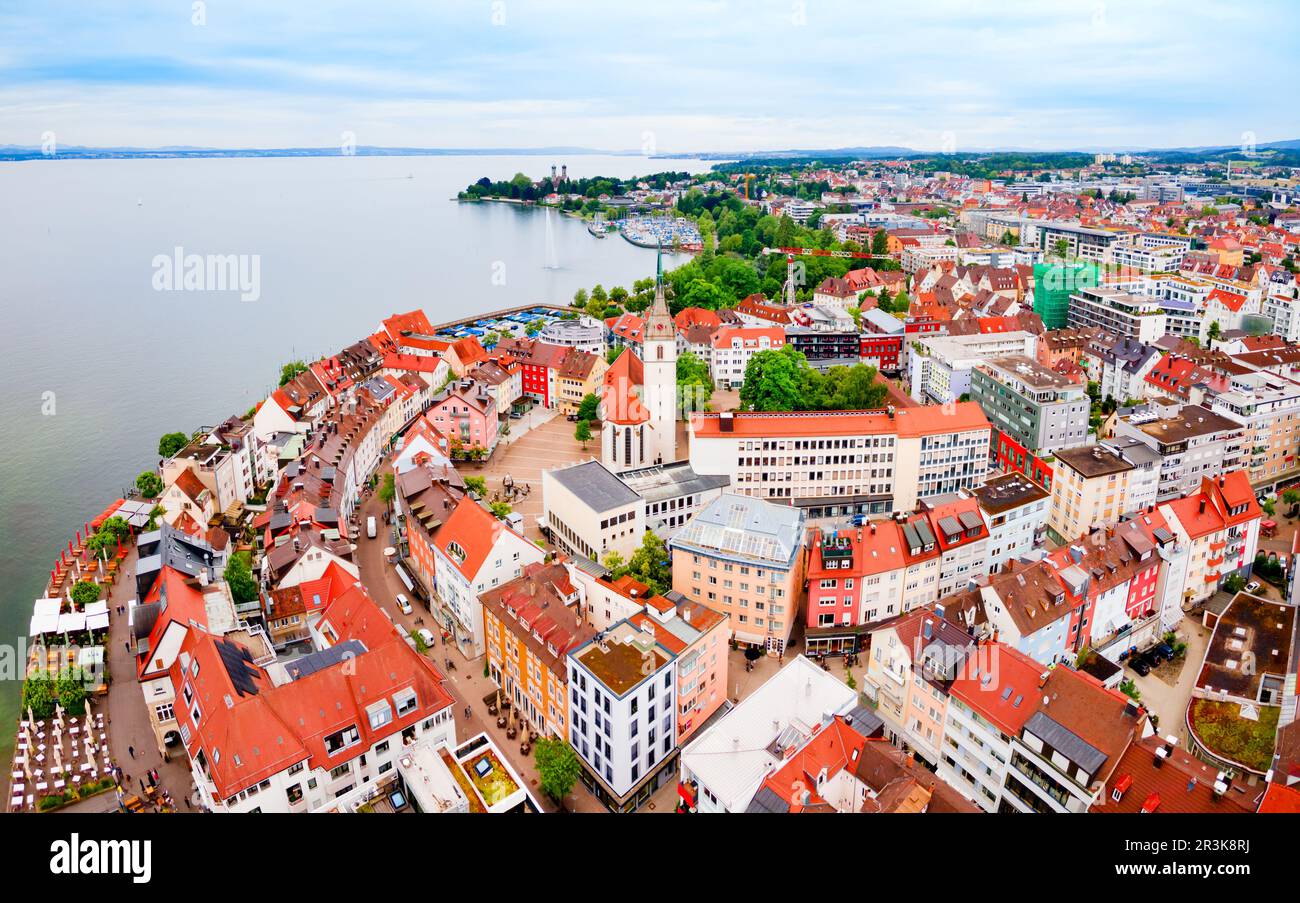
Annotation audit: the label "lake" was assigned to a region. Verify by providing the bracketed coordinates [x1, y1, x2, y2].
[0, 153, 714, 752]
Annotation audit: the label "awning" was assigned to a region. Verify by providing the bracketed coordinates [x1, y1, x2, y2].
[57, 611, 87, 633]
[84, 601, 110, 632]
[29, 598, 62, 636]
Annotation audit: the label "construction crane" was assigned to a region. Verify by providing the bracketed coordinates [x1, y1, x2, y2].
[760, 246, 895, 305]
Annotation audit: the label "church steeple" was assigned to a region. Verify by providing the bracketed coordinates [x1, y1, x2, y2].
[646, 238, 673, 339]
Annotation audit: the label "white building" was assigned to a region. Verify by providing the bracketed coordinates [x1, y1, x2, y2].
[972, 473, 1051, 573]
[568, 619, 679, 812]
[541, 459, 646, 564]
[679, 655, 866, 813]
[909, 331, 1039, 404]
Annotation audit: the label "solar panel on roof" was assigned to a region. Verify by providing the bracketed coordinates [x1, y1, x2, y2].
[217, 638, 262, 697]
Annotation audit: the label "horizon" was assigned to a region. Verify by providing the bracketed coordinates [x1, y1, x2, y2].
[2, 0, 1297, 153]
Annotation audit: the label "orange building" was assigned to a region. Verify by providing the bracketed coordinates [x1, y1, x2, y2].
[481, 562, 594, 739]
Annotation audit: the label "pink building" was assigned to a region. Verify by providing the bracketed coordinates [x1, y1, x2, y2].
[426, 380, 499, 455]
[629, 592, 729, 744]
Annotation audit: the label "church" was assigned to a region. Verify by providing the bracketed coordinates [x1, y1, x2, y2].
[601, 249, 678, 473]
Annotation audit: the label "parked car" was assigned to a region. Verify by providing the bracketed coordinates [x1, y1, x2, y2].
[395, 593, 412, 615]
[1129, 655, 1151, 676]
[566, 412, 578, 422]
[416, 628, 436, 648]
[1153, 642, 1175, 662]
[1245, 581, 1261, 593]
[509, 410, 524, 419]
[366, 516, 377, 539]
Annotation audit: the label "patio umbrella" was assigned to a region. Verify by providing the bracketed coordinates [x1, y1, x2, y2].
[83, 713, 92, 737]
[26, 706, 34, 725]
[84, 744, 94, 771]
[85, 697, 93, 720]
[52, 742, 62, 774]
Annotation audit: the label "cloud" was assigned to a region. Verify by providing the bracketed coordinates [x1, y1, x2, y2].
[0, 0, 1296, 150]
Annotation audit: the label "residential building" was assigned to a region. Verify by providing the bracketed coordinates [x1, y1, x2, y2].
[970, 355, 1090, 455]
[627, 591, 729, 742]
[972, 472, 1050, 573]
[567, 619, 679, 812]
[669, 493, 805, 655]
[481, 562, 592, 740]
[709, 326, 784, 389]
[1160, 473, 1262, 607]
[909, 330, 1039, 404]
[431, 496, 545, 659]
[1047, 443, 1159, 543]
[679, 655, 869, 813]
[1210, 370, 1300, 490]
[1111, 404, 1246, 502]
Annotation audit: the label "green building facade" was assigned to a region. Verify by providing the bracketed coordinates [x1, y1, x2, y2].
[1032, 262, 1100, 329]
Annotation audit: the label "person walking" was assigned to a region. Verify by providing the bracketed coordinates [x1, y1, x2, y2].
[128, 745, 135, 759]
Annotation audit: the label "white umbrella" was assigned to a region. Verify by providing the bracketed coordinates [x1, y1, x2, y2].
[84, 744, 94, 771]
[84, 697, 93, 720]
[26, 706, 34, 725]
[53, 743, 63, 774]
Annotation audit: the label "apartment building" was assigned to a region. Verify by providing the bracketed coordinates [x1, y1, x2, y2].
[1160, 473, 1262, 608]
[481, 562, 593, 741]
[668, 493, 805, 655]
[1210, 370, 1300, 490]
[972, 472, 1051, 573]
[1080, 334, 1162, 404]
[567, 619, 679, 812]
[970, 355, 1090, 455]
[432, 496, 545, 659]
[1047, 443, 1159, 543]
[617, 461, 730, 539]
[1020, 219, 1122, 261]
[709, 326, 785, 389]
[679, 655, 867, 813]
[627, 592, 729, 743]
[1111, 404, 1246, 502]
[938, 643, 1147, 814]
[865, 607, 976, 765]
[688, 404, 992, 520]
[909, 330, 1040, 404]
[174, 583, 457, 813]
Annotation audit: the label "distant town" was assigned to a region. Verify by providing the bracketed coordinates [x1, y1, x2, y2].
[17, 148, 1300, 817]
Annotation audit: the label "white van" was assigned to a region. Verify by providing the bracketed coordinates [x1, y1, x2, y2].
[366, 516, 377, 539]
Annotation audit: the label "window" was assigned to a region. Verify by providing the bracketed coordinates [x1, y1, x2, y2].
[286, 783, 303, 804]
[393, 689, 418, 717]
[324, 725, 360, 755]
[366, 700, 392, 730]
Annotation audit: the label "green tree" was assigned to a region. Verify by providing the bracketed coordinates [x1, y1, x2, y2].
[135, 470, 164, 499]
[1207, 321, 1222, 341]
[1052, 238, 1070, 259]
[22, 674, 57, 719]
[55, 669, 88, 716]
[870, 228, 889, 257]
[158, 432, 189, 458]
[279, 360, 308, 386]
[740, 344, 808, 411]
[70, 581, 100, 607]
[525, 318, 545, 336]
[577, 393, 601, 423]
[621, 531, 672, 597]
[378, 472, 396, 505]
[602, 550, 625, 574]
[464, 476, 488, 496]
[489, 500, 513, 519]
[1223, 573, 1246, 593]
[574, 419, 592, 449]
[533, 736, 581, 805]
[224, 551, 258, 606]
[572, 288, 588, 309]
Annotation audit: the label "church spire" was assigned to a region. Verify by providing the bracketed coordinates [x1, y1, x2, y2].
[649, 238, 670, 323]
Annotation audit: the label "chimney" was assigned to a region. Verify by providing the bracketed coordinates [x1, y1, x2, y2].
[1199, 498, 1206, 514]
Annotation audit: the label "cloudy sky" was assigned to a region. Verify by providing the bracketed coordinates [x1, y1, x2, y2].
[1, 0, 1295, 153]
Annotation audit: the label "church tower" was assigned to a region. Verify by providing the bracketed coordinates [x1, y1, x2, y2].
[642, 243, 678, 464]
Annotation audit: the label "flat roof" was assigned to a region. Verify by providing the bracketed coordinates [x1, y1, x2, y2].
[547, 460, 640, 514]
[973, 472, 1049, 514]
[1055, 444, 1133, 478]
[1196, 592, 1296, 702]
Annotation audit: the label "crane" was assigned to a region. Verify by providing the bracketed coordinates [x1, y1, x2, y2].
[760, 246, 896, 305]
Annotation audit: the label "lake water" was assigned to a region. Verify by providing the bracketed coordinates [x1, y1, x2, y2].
[0, 153, 713, 749]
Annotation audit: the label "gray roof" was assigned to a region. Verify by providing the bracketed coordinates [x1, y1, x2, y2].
[669, 494, 804, 566]
[619, 461, 731, 504]
[282, 639, 368, 681]
[745, 785, 791, 814]
[548, 460, 640, 513]
[843, 705, 884, 738]
[1024, 710, 1107, 776]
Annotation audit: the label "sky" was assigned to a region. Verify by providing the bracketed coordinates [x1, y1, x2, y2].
[0, 0, 1296, 154]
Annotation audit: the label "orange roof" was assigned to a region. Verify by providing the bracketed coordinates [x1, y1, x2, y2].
[432, 496, 512, 580]
[1257, 782, 1300, 813]
[602, 347, 649, 426]
[690, 402, 990, 440]
[759, 716, 869, 811]
[949, 642, 1045, 736]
